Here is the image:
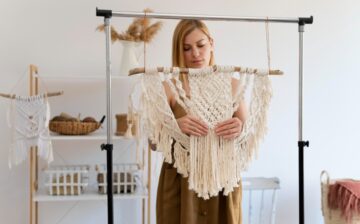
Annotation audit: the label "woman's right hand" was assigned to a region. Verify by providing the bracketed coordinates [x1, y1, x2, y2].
[176, 115, 208, 136]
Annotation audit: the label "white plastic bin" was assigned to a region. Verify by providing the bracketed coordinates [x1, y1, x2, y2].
[44, 165, 89, 196]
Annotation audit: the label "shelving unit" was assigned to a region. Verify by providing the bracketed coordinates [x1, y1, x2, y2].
[29, 65, 149, 224]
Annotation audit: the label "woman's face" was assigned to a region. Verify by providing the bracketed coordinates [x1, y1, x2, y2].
[183, 28, 213, 68]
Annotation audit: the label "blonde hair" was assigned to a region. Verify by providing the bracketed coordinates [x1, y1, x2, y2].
[172, 20, 214, 67]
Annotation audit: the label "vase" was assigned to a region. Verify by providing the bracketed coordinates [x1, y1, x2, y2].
[119, 40, 142, 76]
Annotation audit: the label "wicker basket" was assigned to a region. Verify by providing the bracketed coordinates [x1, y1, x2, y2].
[44, 165, 89, 196]
[49, 121, 101, 135]
[321, 171, 360, 224]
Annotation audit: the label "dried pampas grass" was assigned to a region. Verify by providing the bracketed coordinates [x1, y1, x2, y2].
[96, 8, 162, 43]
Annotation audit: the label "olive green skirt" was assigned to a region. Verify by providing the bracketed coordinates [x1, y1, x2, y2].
[156, 162, 242, 224]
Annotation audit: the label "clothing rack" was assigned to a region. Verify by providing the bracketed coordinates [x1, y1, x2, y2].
[96, 8, 313, 224]
[129, 65, 284, 76]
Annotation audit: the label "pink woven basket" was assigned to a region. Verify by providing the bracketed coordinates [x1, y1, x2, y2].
[321, 171, 360, 224]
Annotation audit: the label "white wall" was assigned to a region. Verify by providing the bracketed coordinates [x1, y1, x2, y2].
[1, 0, 359, 223]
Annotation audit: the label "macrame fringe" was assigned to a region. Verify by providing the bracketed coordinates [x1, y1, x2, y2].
[235, 73, 272, 169]
[188, 131, 242, 199]
[173, 142, 189, 177]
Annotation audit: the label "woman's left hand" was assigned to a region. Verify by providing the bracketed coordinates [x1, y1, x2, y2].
[215, 117, 243, 140]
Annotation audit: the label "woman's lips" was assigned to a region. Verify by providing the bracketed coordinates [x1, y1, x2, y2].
[192, 60, 203, 65]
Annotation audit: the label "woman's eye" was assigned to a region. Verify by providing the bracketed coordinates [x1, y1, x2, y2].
[197, 44, 205, 48]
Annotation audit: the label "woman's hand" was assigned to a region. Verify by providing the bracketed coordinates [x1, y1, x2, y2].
[215, 117, 243, 140]
[177, 115, 208, 136]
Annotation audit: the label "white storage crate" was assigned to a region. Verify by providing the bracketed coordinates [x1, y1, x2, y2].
[96, 163, 141, 194]
[44, 165, 90, 196]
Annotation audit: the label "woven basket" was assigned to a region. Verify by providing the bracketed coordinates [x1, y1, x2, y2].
[49, 121, 101, 135]
[321, 171, 360, 224]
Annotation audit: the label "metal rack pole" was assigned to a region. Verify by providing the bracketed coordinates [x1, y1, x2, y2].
[298, 22, 310, 224]
[99, 13, 114, 224]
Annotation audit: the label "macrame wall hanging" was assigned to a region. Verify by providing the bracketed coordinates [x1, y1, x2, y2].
[7, 94, 53, 168]
[126, 65, 278, 199]
[0, 65, 63, 168]
[124, 19, 281, 199]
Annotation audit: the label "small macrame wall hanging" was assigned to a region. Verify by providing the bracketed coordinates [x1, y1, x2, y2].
[1, 65, 63, 168]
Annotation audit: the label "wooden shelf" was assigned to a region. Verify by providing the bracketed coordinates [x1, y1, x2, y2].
[50, 132, 134, 141]
[34, 188, 148, 202]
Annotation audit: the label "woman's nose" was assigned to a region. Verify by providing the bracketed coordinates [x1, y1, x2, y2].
[192, 47, 200, 57]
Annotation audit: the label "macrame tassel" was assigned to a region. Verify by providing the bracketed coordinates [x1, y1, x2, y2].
[233, 72, 272, 172]
[125, 95, 135, 139]
[209, 131, 222, 197]
[124, 123, 133, 138]
[222, 138, 238, 195]
[124, 121, 134, 138]
[188, 130, 241, 199]
[158, 130, 173, 164]
[189, 133, 211, 198]
[249, 74, 272, 158]
[173, 142, 189, 177]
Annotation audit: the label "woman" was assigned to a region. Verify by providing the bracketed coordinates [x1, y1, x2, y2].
[156, 20, 247, 224]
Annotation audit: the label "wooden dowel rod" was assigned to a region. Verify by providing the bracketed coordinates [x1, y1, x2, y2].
[0, 91, 64, 99]
[129, 65, 283, 76]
